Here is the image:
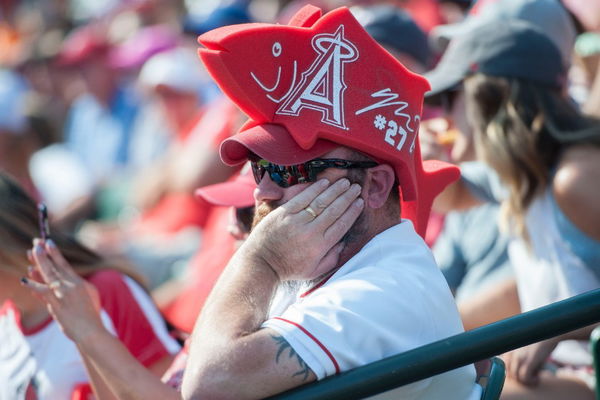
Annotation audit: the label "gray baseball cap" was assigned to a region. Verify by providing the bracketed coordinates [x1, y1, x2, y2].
[425, 19, 566, 96]
[431, 0, 576, 69]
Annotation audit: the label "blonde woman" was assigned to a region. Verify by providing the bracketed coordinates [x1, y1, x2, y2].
[426, 20, 600, 399]
[0, 173, 179, 399]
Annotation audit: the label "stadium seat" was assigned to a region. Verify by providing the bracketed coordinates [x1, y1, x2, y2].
[475, 357, 506, 400]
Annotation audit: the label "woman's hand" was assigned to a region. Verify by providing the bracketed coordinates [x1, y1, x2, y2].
[243, 178, 364, 282]
[503, 337, 559, 386]
[22, 239, 104, 344]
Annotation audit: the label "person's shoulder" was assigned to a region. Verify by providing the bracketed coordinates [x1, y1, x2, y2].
[86, 269, 124, 287]
[553, 145, 600, 241]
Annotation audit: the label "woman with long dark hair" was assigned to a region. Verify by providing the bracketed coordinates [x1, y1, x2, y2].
[0, 173, 180, 399]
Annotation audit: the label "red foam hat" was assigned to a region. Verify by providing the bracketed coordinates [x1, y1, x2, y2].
[198, 5, 459, 237]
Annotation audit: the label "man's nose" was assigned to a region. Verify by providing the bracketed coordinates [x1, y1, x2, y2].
[254, 174, 284, 203]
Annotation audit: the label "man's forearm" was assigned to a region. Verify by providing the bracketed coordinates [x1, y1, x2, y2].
[182, 248, 281, 398]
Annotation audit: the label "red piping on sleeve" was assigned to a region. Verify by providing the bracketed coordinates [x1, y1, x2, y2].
[273, 317, 340, 374]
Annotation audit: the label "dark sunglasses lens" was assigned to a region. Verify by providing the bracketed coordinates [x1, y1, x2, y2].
[270, 165, 292, 188]
[251, 160, 317, 188]
[250, 162, 265, 185]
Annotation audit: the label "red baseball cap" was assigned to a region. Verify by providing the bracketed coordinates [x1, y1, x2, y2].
[194, 164, 256, 208]
[220, 121, 338, 166]
[57, 26, 110, 66]
[198, 5, 459, 237]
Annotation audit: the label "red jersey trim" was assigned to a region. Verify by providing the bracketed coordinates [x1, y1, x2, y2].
[1, 299, 54, 336]
[22, 316, 54, 336]
[273, 317, 340, 374]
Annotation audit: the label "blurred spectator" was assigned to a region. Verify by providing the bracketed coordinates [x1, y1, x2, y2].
[0, 172, 180, 399]
[430, 0, 577, 70]
[426, 19, 600, 398]
[0, 69, 40, 198]
[59, 25, 140, 184]
[29, 25, 144, 229]
[352, 4, 432, 73]
[421, 74, 513, 324]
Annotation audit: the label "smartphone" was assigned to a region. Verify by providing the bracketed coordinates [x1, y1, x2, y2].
[37, 203, 51, 240]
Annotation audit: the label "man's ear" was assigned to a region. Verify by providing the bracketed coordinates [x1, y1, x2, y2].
[364, 164, 396, 209]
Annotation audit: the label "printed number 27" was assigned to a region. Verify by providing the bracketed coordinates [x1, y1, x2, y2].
[384, 120, 407, 151]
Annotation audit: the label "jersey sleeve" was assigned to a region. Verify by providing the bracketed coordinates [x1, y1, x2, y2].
[88, 270, 181, 367]
[261, 266, 435, 389]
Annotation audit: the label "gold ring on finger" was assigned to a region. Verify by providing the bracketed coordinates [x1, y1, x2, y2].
[304, 206, 318, 220]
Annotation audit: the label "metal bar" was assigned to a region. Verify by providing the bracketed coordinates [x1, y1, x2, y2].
[591, 327, 600, 400]
[269, 288, 600, 400]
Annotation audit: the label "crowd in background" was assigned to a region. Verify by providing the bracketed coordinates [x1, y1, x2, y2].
[2, 0, 600, 398]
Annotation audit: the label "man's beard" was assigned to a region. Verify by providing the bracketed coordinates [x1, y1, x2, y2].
[251, 199, 367, 290]
[252, 201, 278, 230]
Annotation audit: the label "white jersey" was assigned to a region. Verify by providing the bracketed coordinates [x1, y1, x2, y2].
[263, 221, 481, 400]
[0, 270, 180, 400]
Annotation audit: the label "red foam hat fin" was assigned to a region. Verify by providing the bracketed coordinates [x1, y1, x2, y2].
[404, 159, 460, 236]
[287, 5, 322, 27]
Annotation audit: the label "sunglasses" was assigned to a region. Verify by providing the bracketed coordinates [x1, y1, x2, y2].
[250, 157, 378, 188]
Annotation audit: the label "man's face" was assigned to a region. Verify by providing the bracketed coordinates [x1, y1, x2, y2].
[252, 147, 366, 233]
[251, 146, 371, 278]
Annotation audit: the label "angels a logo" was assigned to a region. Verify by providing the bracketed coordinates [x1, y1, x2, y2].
[277, 25, 359, 130]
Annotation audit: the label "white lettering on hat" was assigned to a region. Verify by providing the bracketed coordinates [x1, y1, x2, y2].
[276, 25, 359, 130]
[361, 89, 420, 154]
[251, 61, 299, 104]
[356, 88, 417, 132]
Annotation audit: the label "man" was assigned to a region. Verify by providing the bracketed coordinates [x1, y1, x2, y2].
[182, 5, 481, 399]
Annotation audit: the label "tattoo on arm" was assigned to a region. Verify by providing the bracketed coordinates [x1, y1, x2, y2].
[271, 334, 311, 381]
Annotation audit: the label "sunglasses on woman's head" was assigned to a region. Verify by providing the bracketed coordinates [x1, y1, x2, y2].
[250, 157, 378, 188]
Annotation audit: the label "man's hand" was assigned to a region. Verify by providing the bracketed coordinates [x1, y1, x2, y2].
[503, 338, 559, 386]
[245, 178, 364, 281]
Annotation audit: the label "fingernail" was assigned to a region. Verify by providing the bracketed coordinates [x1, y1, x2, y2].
[355, 198, 364, 207]
[20, 277, 29, 285]
[318, 178, 330, 186]
[26, 250, 33, 260]
[46, 239, 56, 249]
[351, 183, 362, 192]
[34, 244, 43, 254]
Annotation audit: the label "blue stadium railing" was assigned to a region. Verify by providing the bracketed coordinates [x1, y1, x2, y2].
[268, 288, 600, 400]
